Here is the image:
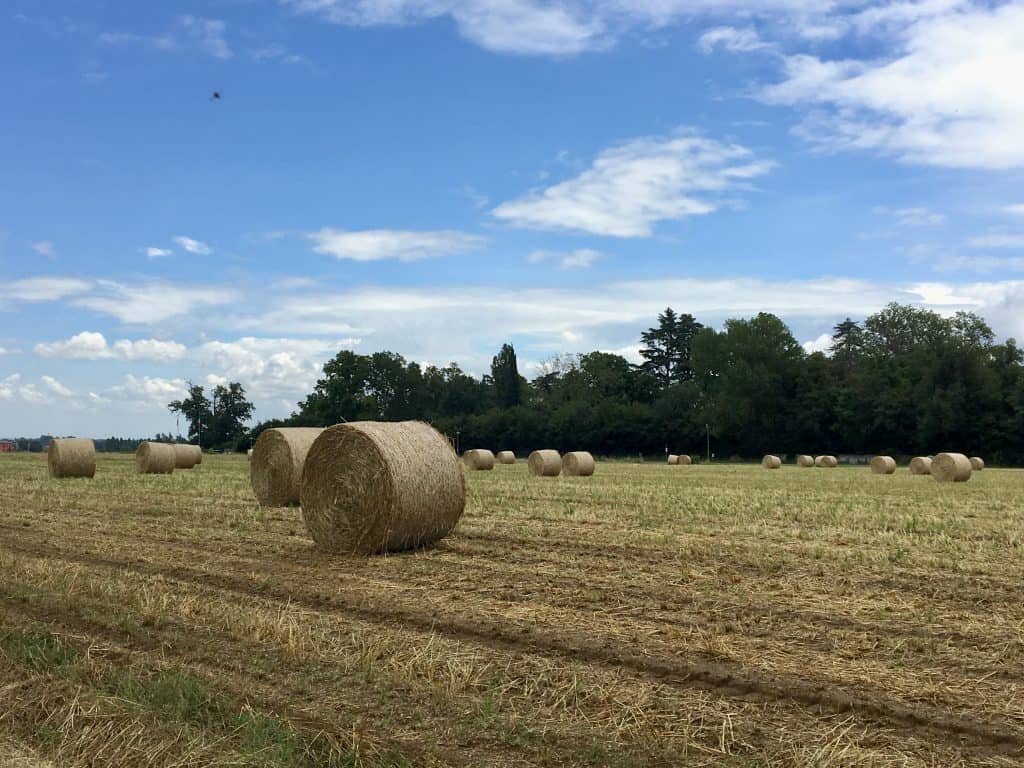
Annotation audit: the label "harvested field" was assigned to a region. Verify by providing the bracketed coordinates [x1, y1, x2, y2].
[2, 452, 1023, 767]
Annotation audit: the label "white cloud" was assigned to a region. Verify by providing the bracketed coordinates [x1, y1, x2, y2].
[108, 374, 188, 403]
[0, 374, 19, 400]
[32, 241, 56, 259]
[34, 332, 187, 361]
[145, 246, 173, 258]
[968, 233, 1024, 249]
[73, 280, 238, 324]
[99, 16, 231, 59]
[698, 26, 770, 54]
[802, 332, 833, 354]
[17, 383, 49, 406]
[934, 254, 1024, 273]
[196, 337, 357, 400]
[308, 228, 485, 261]
[528, 248, 602, 270]
[760, 3, 1024, 169]
[0, 277, 92, 304]
[493, 131, 773, 237]
[1005, 204, 1024, 216]
[173, 236, 212, 255]
[40, 375, 73, 398]
[284, 0, 607, 55]
[892, 207, 945, 227]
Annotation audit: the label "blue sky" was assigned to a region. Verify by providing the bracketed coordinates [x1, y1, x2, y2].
[2, 0, 1024, 437]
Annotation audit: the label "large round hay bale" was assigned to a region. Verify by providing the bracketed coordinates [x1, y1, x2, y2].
[970, 456, 985, 471]
[563, 451, 595, 477]
[463, 449, 495, 471]
[496, 450, 516, 465]
[814, 455, 838, 468]
[870, 455, 896, 475]
[173, 444, 198, 469]
[300, 420, 465, 554]
[136, 442, 175, 474]
[251, 427, 324, 506]
[47, 438, 96, 479]
[795, 454, 814, 467]
[528, 450, 561, 477]
[933, 452, 972, 483]
[762, 454, 781, 469]
[909, 456, 932, 475]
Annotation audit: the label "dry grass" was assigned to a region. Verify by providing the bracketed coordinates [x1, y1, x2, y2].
[2, 452, 1024, 767]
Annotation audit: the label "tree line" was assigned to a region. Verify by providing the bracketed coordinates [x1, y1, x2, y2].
[169, 303, 1024, 463]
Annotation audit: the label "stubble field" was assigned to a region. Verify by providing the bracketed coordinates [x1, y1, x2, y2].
[1, 453, 1022, 767]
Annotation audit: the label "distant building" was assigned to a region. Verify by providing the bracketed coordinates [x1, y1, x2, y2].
[0, 440, 16, 453]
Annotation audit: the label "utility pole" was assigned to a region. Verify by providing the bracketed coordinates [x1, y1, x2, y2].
[706, 423, 710, 463]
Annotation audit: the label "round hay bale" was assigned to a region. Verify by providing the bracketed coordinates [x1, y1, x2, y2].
[762, 454, 781, 469]
[933, 452, 972, 483]
[563, 451, 595, 477]
[190, 445, 202, 465]
[870, 455, 896, 475]
[814, 455, 838, 468]
[136, 442, 175, 475]
[247, 449, 253, 458]
[970, 456, 985, 471]
[528, 450, 561, 477]
[463, 449, 495, 471]
[667, 454, 679, 465]
[251, 427, 324, 506]
[909, 456, 932, 475]
[496, 450, 516, 465]
[677, 454, 692, 465]
[173, 444, 198, 469]
[47, 438, 96, 479]
[795, 454, 814, 467]
[300, 420, 465, 554]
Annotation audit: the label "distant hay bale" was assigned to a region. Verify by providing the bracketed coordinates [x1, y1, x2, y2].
[796, 454, 814, 467]
[909, 456, 932, 475]
[932, 452, 972, 483]
[496, 450, 516, 465]
[300, 420, 465, 554]
[563, 451, 595, 476]
[870, 455, 896, 475]
[667, 454, 679, 465]
[47, 438, 96, 479]
[136, 442, 175, 475]
[677, 454, 692, 465]
[173, 444, 198, 470]
[970, 456, 985, 471]
[463, 449, 495, 471]
[814, 455, 838, 468]
[762, 454, 781, 469]
[528, 450, 561, 477]
[251, 427, 324, 506]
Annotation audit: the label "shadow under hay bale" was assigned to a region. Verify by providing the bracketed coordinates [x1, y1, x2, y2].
[300, 420, 465, 555]
[251, 427, 324, 507]
[47, 438, 96, 479]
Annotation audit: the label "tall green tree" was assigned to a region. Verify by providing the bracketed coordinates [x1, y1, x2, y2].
[209, 383, 255, 447]
[639, 308, 703, 386]
[491, 343, 523, 408]
[168, 383, 212, 447]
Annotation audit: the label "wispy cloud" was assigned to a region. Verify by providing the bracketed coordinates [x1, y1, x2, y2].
[967, 233, 1024, 249]
[698, 26, 771, 54]
[100, 16, 232, 59]
[173, 236, 212, 255]
[73, 280, 238, 324]
[493, 130, 773, 237]
[528, 249, 602, 270]
[31, 241, 56, 259]
[144, 246, 173, 259]
[308, 228, 485, 261]
[0, 277, 92, 304]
